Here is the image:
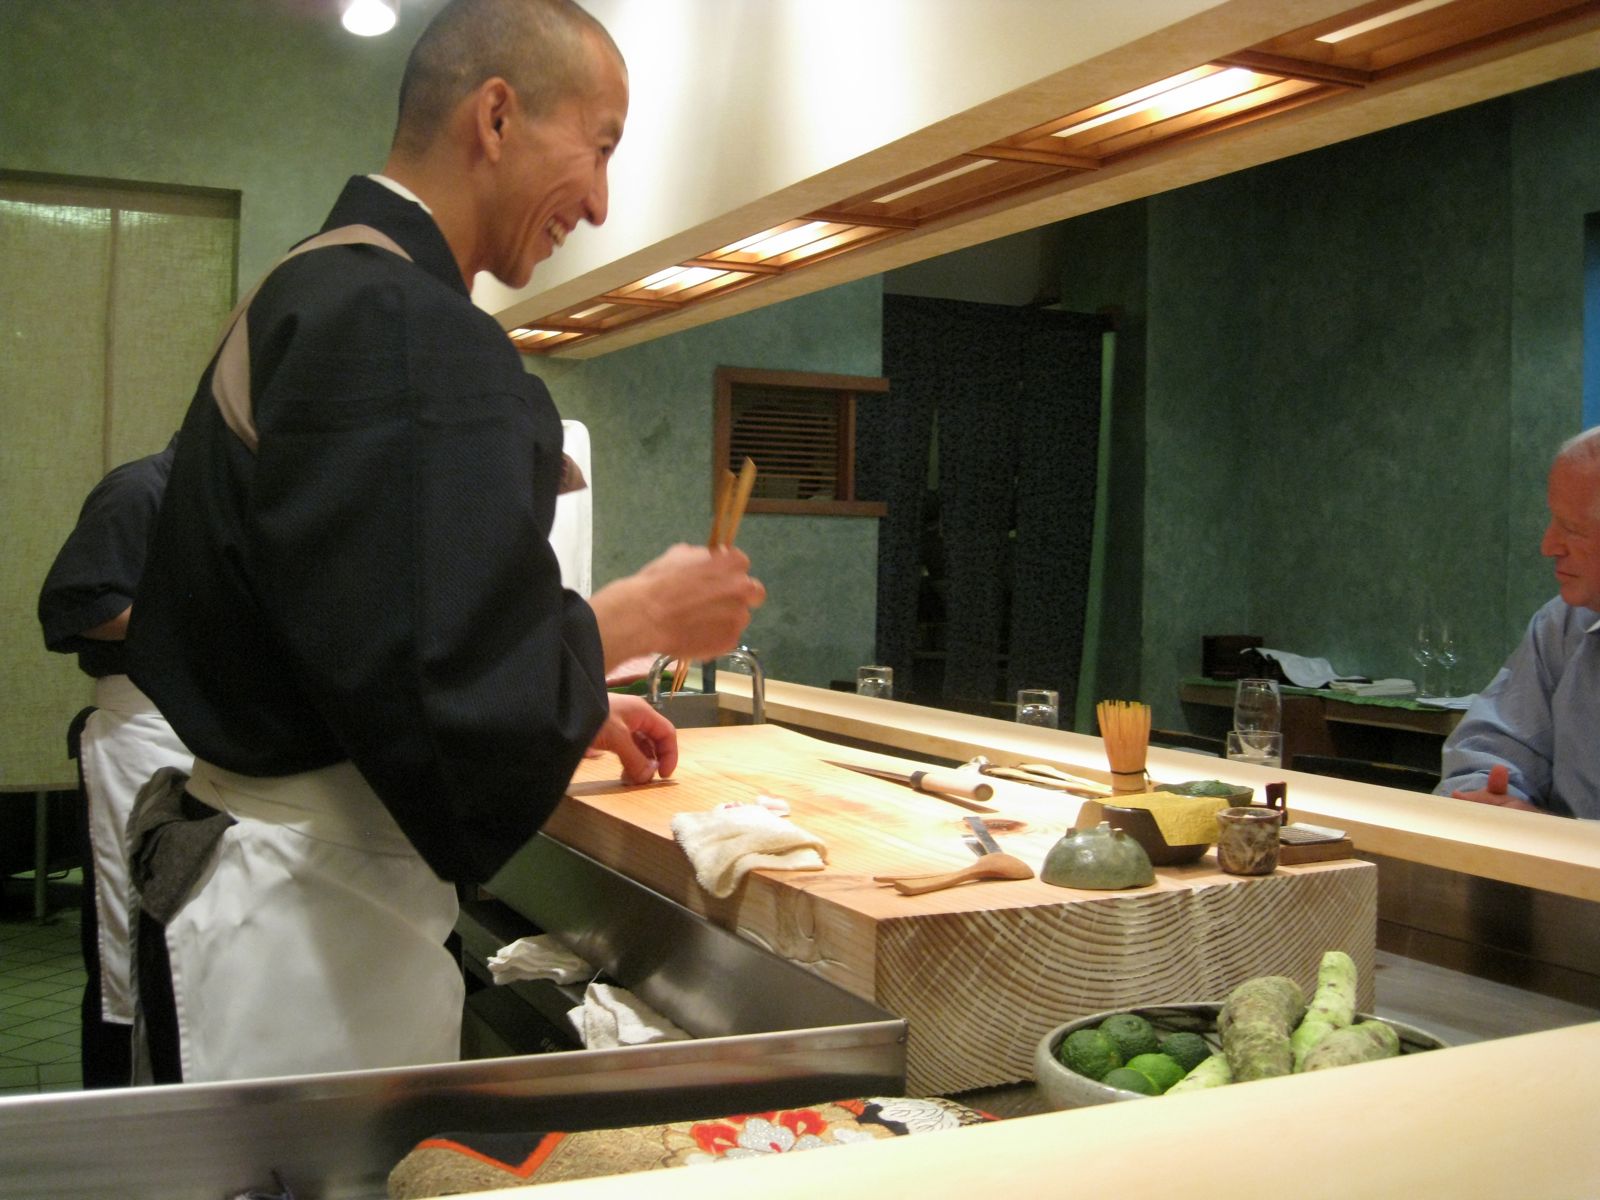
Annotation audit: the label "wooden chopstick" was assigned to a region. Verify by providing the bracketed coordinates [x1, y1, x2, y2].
[672, 459, 757, 693]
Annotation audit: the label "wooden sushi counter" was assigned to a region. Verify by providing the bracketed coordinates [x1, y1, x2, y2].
[512, 679, 1600, 1200]
[543, 721, 1377, 1097]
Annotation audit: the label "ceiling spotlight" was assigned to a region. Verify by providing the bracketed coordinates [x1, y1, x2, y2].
[342, 0, 397, 37]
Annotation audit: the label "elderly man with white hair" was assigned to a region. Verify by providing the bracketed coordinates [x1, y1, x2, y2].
[1438, 427, 1600, 818]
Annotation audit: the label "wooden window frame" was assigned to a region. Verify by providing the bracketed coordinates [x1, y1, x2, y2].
[713, 366, 889, 517]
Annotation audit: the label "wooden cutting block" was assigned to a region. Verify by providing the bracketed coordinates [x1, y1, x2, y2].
[542, 724, 1378, 1097]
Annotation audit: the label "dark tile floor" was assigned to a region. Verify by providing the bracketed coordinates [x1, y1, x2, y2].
[0, 874, 84, 1094]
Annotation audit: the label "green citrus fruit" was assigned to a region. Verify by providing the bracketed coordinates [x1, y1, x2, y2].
[1058, 1027, 1122, 1080]
[1101, 1066, 1159, 1095]
[1125, 1052, 1186, 1093]
[1098, 1012, 1160, 1060]
[1159, 1031, 1212, 1074]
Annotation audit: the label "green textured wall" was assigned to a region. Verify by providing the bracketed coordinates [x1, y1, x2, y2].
[1061, 70, 1600, 727]
[0, 0, 443, 288]
[538, 278, 885, 688]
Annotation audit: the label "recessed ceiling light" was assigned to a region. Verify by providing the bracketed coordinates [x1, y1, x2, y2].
[1053, 66, 1262, 140]
[342, 0, 397, 37]
[1315, 0, 1455, 45]
[873, 160, 993, 205]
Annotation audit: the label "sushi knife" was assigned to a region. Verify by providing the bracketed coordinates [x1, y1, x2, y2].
[825, 760, 996, 810]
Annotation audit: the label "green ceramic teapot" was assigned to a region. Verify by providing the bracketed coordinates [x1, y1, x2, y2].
[1041, 820, 1155, 890]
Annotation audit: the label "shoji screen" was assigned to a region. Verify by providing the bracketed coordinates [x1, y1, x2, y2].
[1, 176, 236, 788]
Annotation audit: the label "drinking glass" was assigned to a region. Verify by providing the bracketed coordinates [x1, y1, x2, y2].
[1433, 621, 1458, 700]
[1411, 622, 1435, 698]
[1225, 729, 1283, 768]
[1015, 688, 1060, 728]
[856, 665, 894, 699]
[1232, 678, 1281, 734]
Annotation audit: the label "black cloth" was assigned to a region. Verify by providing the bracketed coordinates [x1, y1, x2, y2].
[69, 706, 130, 1089]
[38, 437, 176, 678]
[128, 176, 610, 884]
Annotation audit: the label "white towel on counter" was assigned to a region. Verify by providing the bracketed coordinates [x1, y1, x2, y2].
[487, 934, 593, 986]
[567, 982, 692, 1049]
[670, 803, 826, 899]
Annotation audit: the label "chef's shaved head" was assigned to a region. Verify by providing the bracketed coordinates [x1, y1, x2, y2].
[392, 0, 623, 157]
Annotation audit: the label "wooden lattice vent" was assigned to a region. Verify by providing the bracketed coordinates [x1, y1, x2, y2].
[713, 367, 888, 517]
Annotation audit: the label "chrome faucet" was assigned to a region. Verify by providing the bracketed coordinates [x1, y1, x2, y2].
[721, 645, 765, 725]
[646, 646, 764, 725]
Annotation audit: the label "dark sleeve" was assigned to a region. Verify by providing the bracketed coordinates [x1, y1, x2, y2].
[245, 257, 610, 882]
[38, 455, 166, 656]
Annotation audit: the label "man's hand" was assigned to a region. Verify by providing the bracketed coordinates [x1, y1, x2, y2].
[590, 543, 767, 670]
[588, 694, 679, 785]
[1451, 763, 1541, 812]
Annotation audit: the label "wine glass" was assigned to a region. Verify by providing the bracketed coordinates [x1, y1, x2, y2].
[1233, 678, 1281, 734]
[1432, 622, 1458, 700]
[1411, 623, 1435, 698]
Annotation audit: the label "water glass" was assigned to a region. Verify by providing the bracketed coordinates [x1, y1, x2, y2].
[1016, 688, 1060, 728]
[1233, 678, 1282, 733]
[1432, 621, 1458, 699]
[1410, 621, 1435, 697]
[1225, 729, 1283, 768]
[856, 665, 894, 699]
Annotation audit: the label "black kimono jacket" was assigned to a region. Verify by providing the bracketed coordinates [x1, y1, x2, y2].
[130, 176, 609, 883]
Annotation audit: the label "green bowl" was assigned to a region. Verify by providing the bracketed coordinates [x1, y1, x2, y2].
[1163, 779, 1253, 805]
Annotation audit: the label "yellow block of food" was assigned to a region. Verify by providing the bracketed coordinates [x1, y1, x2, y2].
[1076, 792, 1229, 847]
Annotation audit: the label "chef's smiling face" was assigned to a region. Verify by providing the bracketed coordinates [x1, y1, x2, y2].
[489, 35, 628, 289]
[1541, 458, 1600, 610]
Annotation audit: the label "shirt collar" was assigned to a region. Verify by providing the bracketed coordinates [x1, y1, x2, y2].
[366, 174, 434, 216]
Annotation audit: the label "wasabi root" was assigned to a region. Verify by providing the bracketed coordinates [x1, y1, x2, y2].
[1300, 1019, 1400, 1071]
[1219, 975, 1306, 1082]
[1165, 1053, 1232, 1093]
[1290, 949, 1358, 1070]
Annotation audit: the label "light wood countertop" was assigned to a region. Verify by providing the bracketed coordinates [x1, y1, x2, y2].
[715, 677, 1600, 902]
[472, 1020, 1600, 1200]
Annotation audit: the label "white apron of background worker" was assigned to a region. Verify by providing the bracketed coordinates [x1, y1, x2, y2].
[81, 676, 193, 1027]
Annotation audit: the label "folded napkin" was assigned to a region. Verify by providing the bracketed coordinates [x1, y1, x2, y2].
[488, 935, 593, 986]
[670, 804, 826, 898]
[567, 982, 691, 1049]
[1329, 677, 1415, 697]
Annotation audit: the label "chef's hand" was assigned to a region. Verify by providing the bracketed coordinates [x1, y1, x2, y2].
[590, 694, 679, 784]
[1451, 763, 1540, 811]
[590, 544, 766, 670]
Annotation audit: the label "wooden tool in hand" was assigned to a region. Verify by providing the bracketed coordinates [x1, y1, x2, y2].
[670, 457, 757, 694]
[873, 816, 1034, 895]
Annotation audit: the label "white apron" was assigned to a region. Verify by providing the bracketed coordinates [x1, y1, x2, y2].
[80, 675, 193, 1024]
[160, 758, 462, 1083]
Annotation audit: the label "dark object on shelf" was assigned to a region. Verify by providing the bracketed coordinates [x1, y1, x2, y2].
[1150, 728, 1225, 757]
[1201, 635, 1263, 680]
[1291, 754, 1440, 794]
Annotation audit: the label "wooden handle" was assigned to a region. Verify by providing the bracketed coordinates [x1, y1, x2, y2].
[914, 768, 995, 804]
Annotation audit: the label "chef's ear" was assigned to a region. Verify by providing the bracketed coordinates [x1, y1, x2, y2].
[475, 78, 515, 161]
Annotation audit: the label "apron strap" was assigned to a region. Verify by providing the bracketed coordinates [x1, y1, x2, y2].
[210, 224, 412, 453]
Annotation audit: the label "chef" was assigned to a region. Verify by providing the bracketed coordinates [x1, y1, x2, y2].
[126, 0, 764, 1083]
[38, 434, 195, 1088]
